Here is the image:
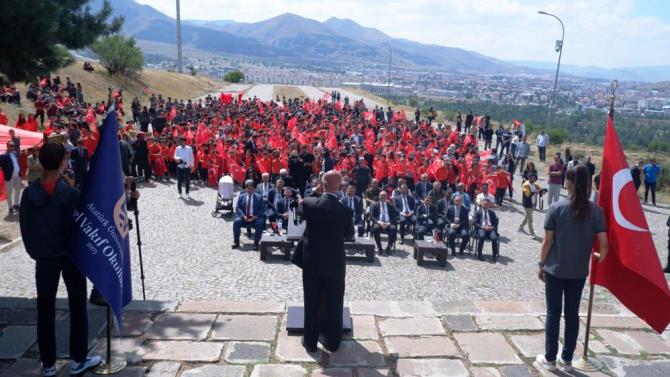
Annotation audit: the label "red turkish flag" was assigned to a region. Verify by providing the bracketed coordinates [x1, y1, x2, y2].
[591, 114, 670, 333]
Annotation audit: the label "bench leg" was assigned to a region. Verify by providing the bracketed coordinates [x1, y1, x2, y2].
[417, 250, 424, 266]
[366, 248, 374, 263]
[283, 246, 291, 261]
[439, 252, 447, 267]
[260, 245, 267, 261]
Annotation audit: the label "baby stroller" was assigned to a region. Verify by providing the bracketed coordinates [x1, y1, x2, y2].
[212, 175, 234, 217]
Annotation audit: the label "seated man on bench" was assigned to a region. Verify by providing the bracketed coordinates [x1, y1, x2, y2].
[414, 195, 438, 240]
[340, 184, 364, 238]
[474, 198, 500, 262]
[370, 191, 398, 255]
[232, 180, 266, 250]
[274, 187, 295, 232]
[445, 195, 470, 255]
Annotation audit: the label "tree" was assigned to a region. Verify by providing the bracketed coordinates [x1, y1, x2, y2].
[0, 0, 122, 83]
[91, 36, 144, 77]
[224, 70, 244, 83]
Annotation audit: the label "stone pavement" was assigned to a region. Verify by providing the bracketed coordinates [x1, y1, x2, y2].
[1, 298, 669, 376]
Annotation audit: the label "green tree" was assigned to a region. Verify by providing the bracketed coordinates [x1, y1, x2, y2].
[0, 0, 122, 83]
[224, 70, 244, 83]
[548, 127, 568, 145]
[91, 35, 144, 77]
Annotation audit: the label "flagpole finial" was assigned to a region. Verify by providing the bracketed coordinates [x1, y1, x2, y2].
[609, 80, 618, 116]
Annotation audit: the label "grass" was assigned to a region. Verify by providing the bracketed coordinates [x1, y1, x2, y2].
[1, 60, 225, 126]
[273, 85, 307, 100]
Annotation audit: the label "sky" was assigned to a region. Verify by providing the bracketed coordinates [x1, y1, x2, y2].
[135, 0, 670, 68]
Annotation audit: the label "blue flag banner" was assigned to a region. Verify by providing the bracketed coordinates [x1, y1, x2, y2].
[69, 110, 132, 326]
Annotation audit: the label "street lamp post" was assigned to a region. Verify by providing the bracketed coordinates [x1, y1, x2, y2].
[382, 42, 392, 105]
[538, 10, 564, 136]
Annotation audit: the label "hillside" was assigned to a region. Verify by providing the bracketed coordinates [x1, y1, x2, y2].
[1, 61, 224, 127]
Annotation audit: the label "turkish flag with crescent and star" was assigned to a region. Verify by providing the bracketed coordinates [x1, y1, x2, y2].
[591, 114, 670, 333]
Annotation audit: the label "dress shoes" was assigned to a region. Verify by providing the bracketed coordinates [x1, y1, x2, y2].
[301, 337, 317, 353]
[478, 253, 485, 261]
[231, 243, 240, 249]
[385, 246, 391, 255]
[253, 243, 259, 251]
[664, 265, 670, 274]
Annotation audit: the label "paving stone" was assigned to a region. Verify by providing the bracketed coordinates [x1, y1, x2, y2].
[356, 369, 391, 377]
[378, 317, 445, 336]
[348, 301, 436, 317]
[586, 316, 649, 330]
[454, 333, 522, 364]
[145, 313, 216, 340]
[384, 336, 459, 357]
[91, 338, 145, 364]
[211, 315, 277, 341]
[275, 332, 323, 362]
[597, 330, 643, 355]
[510, 334, 545, 358]
[0, 326, 36, 359]
[0, 359, 66, 377]
[94, 367, 144, 377]
[327, 340, 386, 367]
[124, 300, 177, 312]
[223, 341, 271, 363]
[444, 314, 478, 332]
[502, 365, 534, 377]
[121, 311, 153, 337]
[40, 309, 106, 358]
[477, 315, 544, 331]
[527, 301, 546, 314]
[601, 356, 670, 377]
[581, 339, 610, 354]
[477, 301, 530, 314]
[626, 331, 670, 355]
[396, 359, 469, 377]
[181, 365, 246, 377]
[0, 297, 28, 310]
[471, 367, 502, 377]
[579, 302, 621, 315]
[145, 361, 181, 377]
[0, 309, 38, 325]
[432, 300, 481, 314]
[142, 340, 223, 362]
[250, 364, 307, 377]
[310, 367, 352, 377]
[179, 300, 285, 313]
[348, 315, 378, 340]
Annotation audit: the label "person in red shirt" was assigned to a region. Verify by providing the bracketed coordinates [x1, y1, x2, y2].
[493, 165, 512, 206]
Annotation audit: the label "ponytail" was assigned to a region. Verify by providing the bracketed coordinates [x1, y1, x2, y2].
[566, 165, 591, 222]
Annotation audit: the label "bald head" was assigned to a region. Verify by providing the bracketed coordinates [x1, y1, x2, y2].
[322, 170, 343, 193]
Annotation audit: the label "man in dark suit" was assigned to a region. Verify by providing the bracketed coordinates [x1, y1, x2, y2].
[414, 196, 437, 240]
[474, 198, 499, 261]
[70, 138, 89, 189]
[394, 184, 416, 244]
[256, 172, 274, 201]
[232, 180, 266, 250]
[267, 178, 286, 224]
[370, 191, 398, 255]
[297, 170, 354, 353]
[274, 187, 295, 231]
[445, 195, 470, 255]
[340, 184, 364, 237]
[414, 174, 430, 201]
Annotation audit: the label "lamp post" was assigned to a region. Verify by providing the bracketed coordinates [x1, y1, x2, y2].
[538, 10, 564, 135]
[381, 42, 392, 105]
[176, 0, 183, 73]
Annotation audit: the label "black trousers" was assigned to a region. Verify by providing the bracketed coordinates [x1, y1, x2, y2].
[371, 223, 397, 250]
[36, 258, 88, 367]
[398, 215, 416, 239]
[447, 227, 469, 252]
[302, 272, 345, 351]
[414, 223, 434, 240]
[177, 167, 191, 194]
[644, 182, 657, 205]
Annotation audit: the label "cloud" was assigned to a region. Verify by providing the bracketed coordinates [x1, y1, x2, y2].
[136, 0, 670, 67]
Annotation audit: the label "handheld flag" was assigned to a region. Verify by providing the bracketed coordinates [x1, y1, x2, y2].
[591, 113, 670, 333]
[69, 111, 132, 327]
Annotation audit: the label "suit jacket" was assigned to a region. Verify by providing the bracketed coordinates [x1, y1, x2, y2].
[436, 198, 453, 216]
[275, 197, 295, 216]
[0, 153, 15, 181]
[70, 147, 88, 174]
[340, 195, 363, 224]
[474, 208, 499, 232]
[256, 182, 274, 199]
[393, 194, 416, 214]
[414, 181, 430, 200]
[370, 200, 398, 225]
[445, 205, 469, 230]
[298, 194, 354, 279]
[235, 191, 266, 220]
[416, 204, 438, 226]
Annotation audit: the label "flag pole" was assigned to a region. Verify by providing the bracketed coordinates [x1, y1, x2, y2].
[574, 79, 617, 372]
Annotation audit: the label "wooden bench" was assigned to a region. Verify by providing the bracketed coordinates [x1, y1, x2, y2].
[259, 234, 293, 261]
[413, 240, 448, 267]
[344, 238, 376, 263]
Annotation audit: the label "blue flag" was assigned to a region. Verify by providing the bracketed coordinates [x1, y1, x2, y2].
[69, 110, 132, 326]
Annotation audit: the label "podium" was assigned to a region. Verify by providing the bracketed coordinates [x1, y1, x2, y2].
[286, 306, 353, 334]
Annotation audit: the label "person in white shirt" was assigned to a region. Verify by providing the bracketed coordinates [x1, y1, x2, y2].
[536, 131, 548, 162]
[173, 137, 194, 199]
[475, 183, 496, 208]
[1, 141, 22, 214]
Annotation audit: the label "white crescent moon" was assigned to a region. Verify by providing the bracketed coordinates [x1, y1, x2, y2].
[612, 169, 648, 232]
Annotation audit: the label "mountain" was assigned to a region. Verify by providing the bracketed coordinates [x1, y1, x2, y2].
[89, 0, 525, 73]
[509, 60, 670, 83]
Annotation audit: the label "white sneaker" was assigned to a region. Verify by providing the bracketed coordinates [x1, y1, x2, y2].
[178, 193, 184, 199]
[186, 193, 191, 200]
[42, 365, 56, 377]
[534, 354, 557, 372]
[70, 355, 102, 375]
[558, 358, 573, 372]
